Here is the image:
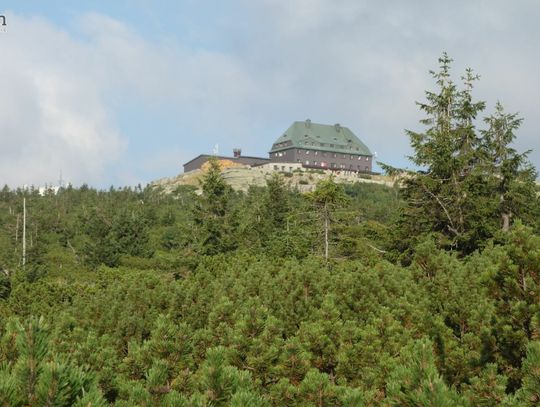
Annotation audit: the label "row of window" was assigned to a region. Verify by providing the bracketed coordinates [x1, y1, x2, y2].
[301, 138, 361, 151]
[272, 150, 371, 161]
[302, 160, 369, 171]
[298, 150, 370, 161]
[274, 140, 293, 149]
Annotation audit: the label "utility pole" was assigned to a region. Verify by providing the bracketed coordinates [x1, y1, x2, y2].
[22, 197, 26, 269]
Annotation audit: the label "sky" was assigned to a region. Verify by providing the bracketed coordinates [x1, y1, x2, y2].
[1, 1, 539, 188]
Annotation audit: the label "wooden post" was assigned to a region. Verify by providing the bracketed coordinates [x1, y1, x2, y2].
[22, 197, 26, 269]
[324, 204, 329, 261]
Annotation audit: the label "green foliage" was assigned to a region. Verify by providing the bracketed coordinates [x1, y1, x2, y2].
[0, 55, 539, 406]
[515, 341, 540, 405]
[0, 316, 105, 406]
[462, 364, 509, 406]
[0, 271, 10, 300]
[386, 339, 465, 406]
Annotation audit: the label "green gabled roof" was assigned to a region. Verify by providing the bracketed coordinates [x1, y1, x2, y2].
[269, 120, 372, 156]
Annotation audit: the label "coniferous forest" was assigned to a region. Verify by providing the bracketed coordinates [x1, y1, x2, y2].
[2, 55, 540, 406]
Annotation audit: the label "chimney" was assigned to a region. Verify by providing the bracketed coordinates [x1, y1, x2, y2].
[305, 118, 311, 128]
[233, 148, 242, 158]
[334, 123, 341, 132]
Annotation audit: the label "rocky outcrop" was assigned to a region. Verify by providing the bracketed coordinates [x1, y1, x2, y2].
[151, 162, 395, 194]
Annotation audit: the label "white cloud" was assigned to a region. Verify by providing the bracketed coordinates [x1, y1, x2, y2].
[1, 2, 540, 187]
[0, 14, 125, 187]
[0, 12, 260, 187]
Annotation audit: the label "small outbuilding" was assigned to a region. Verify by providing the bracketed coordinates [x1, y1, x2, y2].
[183, 149, 269, 173]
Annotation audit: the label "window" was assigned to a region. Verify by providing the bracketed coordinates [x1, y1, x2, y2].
[314, 161, 318, 165]
[305, 160, 310, 165]
[274, 165, 278, 170]
[323, 152, 327, 157]
[314, 151, 318, 155]
[306, 150, 310, 154]
[350, 155, 353, 160]
[297, 149, 301, 154]
[333, 153, 337, 158]
[366, 156, 370, 161]
[283, 151, 286, 155]
[365, 166, 369, 171]
[321, 162, 327, 167]
[358, 156, 361, 160]
[330, 144, 334, 147]
[331, 163, 336, 168]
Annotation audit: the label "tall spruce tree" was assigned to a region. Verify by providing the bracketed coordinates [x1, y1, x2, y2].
[263, 174, 289, 229]
[481, 102, 537, 232]
[309, 176, 348, 261]
[385, 53, 537, 256]
[193, 157, 237, 255]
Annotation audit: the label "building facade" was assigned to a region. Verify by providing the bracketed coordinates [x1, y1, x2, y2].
[269, 120, 373, 173]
